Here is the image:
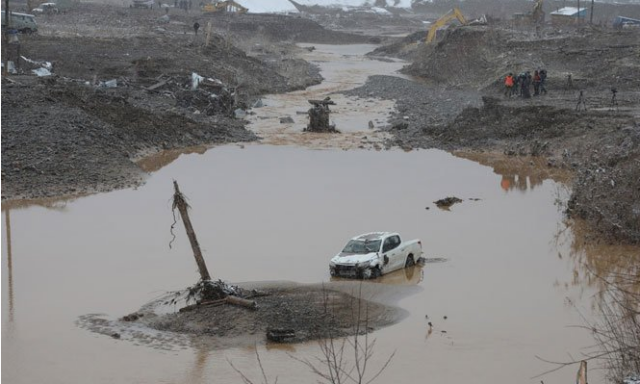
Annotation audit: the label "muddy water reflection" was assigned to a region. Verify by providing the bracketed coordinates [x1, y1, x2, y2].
[4, 145, 637, 384]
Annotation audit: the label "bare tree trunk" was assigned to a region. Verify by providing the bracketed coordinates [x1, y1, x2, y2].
[172, 180, 212, 281]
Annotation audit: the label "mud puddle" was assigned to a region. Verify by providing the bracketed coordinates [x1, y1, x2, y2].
[246, 44, 407, 148]
[4, 144, 637, 383]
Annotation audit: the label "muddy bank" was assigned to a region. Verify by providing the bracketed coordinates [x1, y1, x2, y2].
[341, 74, 640, 243]
[344, 24, 640, 243]
[78, 281, 414, 349]
[342, 75, 482, 150]
[1, 77, 256, 200]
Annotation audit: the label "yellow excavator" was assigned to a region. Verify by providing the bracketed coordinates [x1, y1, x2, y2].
[531, 0, 545, 24]
[202, 0, 248, 14]
[425, 7, 468, 43]
[513, 0, 545, 25]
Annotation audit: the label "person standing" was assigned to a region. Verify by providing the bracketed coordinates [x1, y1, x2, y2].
[533, 70, 541, 96]
[539, 69, 548, 95]
[193, 21, 200, 35]
[522, 71, 532, 98]
[504, 73, 514, 97]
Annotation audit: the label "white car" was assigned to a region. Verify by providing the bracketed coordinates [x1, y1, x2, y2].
[33, 3, 59, 14]
[329, 232, 423, 279]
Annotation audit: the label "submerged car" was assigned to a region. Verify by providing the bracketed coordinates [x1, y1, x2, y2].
[329, 232, 423, 279]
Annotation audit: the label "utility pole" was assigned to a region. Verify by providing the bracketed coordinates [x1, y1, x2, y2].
[590, 0, 594, 24]
[172, 181, 212, 281]
[3, 0, 10, 76]
[576, 0, 580, 24]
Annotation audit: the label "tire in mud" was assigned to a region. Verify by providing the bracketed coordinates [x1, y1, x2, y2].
[405, 255, 415, 268]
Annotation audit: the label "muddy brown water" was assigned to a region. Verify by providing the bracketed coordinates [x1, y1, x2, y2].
[2, 44, 637, 384]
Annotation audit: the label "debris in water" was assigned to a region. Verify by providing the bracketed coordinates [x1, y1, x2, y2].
[305, 97, 339, 133]
[280, 116, 294, 124]
[434, 197, 463, 210]
[266, 328, 296, 343]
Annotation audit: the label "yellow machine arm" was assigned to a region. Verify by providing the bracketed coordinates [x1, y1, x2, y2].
[426, 7, 468, 43]
[203, 0, 248, 13]
[531, 0, 545, 24]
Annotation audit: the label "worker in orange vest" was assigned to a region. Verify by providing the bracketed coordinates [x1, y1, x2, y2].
[504, 73, 514, 98]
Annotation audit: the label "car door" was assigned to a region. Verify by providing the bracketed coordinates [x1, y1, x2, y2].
[381, 236, 402, 272]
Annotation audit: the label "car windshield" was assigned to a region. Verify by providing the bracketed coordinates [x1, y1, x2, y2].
[342, 240, 381, 254]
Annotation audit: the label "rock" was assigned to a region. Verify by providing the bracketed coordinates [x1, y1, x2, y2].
[234, 109, 247, 119]
[280, 116, 294, 124]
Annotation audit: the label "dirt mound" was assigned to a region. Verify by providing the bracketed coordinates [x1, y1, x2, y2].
[220, 13, 374, 44]
[368, 30, 427, 59]
[146, 285, 400, 343]
[78, 282, 410, 349]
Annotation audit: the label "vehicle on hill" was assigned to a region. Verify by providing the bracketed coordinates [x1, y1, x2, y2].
[329, 232, 423, 279]
[131, 0, 154, 9]
[32, 3, 59, 14]
[1, 10, 38, 33]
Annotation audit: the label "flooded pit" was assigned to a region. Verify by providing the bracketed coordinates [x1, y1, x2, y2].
[2, 145, 626, 384]
[3, 44, 638, 384]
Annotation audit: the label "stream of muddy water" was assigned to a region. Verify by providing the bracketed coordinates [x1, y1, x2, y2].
[2, 44, 636, 384]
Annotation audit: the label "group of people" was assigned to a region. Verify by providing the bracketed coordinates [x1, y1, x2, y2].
[503, 69, 547, 98]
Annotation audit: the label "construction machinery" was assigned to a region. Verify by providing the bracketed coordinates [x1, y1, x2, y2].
[426, 7, 468, 44]
[202, 0, 247, 14]
[531, 0, 545, 24]
[513, 0, 545, 25]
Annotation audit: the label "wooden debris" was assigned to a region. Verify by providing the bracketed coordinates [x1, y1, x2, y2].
[266, 328, 296, 342]
[179, 298, 227, 313]
[178, 296, 257, 313]
[226, 295, 258, 310]
[146, 79, 169, 91]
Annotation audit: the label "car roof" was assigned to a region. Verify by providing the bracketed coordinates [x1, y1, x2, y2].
[351, 232, 396, 241]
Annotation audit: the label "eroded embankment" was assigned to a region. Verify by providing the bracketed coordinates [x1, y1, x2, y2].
[1, 78, 256, 200]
